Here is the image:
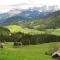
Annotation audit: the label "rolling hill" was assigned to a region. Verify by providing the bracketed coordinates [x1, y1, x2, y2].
[5, 25, 45, 35]
[0, 8, 60, 33]
[0, 6, 59, 24]
[19, 10, 60, 30]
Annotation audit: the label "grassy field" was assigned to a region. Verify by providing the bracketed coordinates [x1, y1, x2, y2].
[5, 25, 45, 34]
[0, 42, 60, 60]
[5, 25, 60, 36]
[0, 25, 60, 60]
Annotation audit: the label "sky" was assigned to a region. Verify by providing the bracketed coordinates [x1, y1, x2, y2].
[0, 0, 60, 13]
[0, 0, 60, 6]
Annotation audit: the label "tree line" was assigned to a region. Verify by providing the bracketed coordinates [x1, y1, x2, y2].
[0, 30, 60, 45]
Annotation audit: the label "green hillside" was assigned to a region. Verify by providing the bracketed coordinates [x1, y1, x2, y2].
[50, 28, 60, 36]
[5, 25, 23, 33]
[4, 24, 60, 36]
[0, 26, 10, 36]
[16, 10, 60, 30]
[5, 25, 45, 35]
[4, 10, 60, 32]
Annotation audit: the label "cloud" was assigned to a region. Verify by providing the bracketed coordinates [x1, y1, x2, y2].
[30, 0, 60, 6]
[0, 0, 60, 6]
[0, 0, 60, 13]
[0, 0, 30, 5]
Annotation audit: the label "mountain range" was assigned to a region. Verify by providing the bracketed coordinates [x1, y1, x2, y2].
[0, 5, 59, 24]
[0, 5, 60, 30]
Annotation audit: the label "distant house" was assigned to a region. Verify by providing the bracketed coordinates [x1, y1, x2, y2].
[52, 51, 60, 59]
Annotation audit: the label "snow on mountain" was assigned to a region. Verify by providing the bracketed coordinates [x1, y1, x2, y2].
[0, 4, 59, 24]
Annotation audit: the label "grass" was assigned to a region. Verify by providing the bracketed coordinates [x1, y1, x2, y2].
[0, 42, 59, 60]
[5, 24, 60, 36]
[51, 29, 60, 36]
[5, 25, 45, 35]
[6, 25, 60, 35]
[5, 25, 23, 33]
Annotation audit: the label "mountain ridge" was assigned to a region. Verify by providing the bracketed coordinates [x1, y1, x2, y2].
[0, 6, 59, 24]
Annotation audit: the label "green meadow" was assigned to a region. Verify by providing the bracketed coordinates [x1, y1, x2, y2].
[0, 42, 55, 60]
[0, 25, 60, 60]
[6, 25, 60, 36]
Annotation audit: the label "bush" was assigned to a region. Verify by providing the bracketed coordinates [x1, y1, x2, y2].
[13, 42, 23, 48]
[0, 43, 3, 48]
[45, 45, 59, 56]
[45, 50, 52, 56]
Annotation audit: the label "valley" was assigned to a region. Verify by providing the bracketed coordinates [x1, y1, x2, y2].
[0, 6, 60, 60]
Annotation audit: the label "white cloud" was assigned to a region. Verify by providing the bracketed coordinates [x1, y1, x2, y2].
[0, 0, 60, 13]
[0, 0, 30, 5]
[0, 0, 60, 6]
[30, 0, 60, 6]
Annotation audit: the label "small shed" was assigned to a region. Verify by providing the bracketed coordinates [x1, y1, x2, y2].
[52, 51, 60, 59]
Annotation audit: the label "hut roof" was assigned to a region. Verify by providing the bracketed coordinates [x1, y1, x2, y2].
[52, 51, 60, 57]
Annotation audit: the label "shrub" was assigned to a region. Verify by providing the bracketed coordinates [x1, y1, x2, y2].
[45, 44, 59, 56]
[13, 42, 23, 48]
[0, 43, 3, 48]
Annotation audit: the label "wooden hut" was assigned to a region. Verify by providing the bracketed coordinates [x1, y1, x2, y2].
[52, 51, 60, 59]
